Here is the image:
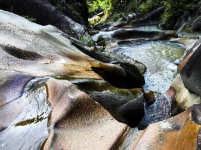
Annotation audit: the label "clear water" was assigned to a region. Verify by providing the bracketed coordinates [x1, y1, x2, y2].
[106, 41, 185, 93]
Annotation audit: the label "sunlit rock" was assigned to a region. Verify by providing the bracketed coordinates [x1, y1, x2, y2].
[132, 104, 201, 150]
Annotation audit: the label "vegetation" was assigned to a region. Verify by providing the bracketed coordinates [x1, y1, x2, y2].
[160, 0, 200, 29]
[87, 0, 110, 18]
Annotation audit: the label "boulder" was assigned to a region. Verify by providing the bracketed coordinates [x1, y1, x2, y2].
[72, 79, 145, 127]
[169, 75, 201, 115]
[48, 0, 89, 26]
[112, 29, 177, 40]
[125, 7, 164, 28]
[0, 0, 86, 39]
[180, 44, 201, 96]
[132, 104, 201, 150]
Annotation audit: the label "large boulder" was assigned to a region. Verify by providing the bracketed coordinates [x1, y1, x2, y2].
[180, 44, 201, 96]
[125, 7, 164, 28]
[130, 104, 201, 150]
[112, 29, 177, 40]
[48, 0, 89, 26]
[0, 0, 86, 39]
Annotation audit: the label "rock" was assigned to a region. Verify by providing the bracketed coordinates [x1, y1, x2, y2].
[169, 75, 201, 115]
[174, 11, 191, 31]
[138, 92, 171, 129]
[48, 0, 89, 26]
[88, 28, 99, 35]
[132, 104, 201, 150]
[113, 21, 127, 28]
[0, 0, 86, 39]
[71, 79, 145, 127]
[191, 16, 201, 31]
[180, 44, 201, 96]
[174, 2, 201, 32]
[125, 7, 164, 28]
[112, 29, 177, 40]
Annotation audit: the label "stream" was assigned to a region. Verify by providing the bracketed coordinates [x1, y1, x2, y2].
[92, 26, 185, 93]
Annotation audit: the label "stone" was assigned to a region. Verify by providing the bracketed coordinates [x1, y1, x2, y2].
[0, 0, 86, 39]
[125, 7, 164, 28]
[112, 29, 177, 40]
[180, 44, 201, 96]
[132, 104, 201, 150]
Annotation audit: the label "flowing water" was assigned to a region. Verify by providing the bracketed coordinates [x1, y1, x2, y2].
[93, 26, 185, 93]
[106, 41, 185, 93]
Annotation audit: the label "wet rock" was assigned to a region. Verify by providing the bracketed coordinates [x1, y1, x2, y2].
[174, 11, 191, 31]
[0, 0, 86, 39]
[125, 7, 164, 28]
[112, 29, 177, 40]
[132, 104, 201, 150]
[138, 92, 171, 130]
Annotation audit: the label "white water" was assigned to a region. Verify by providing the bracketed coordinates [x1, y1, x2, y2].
[106, 41, 185, 93]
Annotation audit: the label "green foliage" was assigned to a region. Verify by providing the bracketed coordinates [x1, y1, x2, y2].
[22, 16, 36, 22]
[160, 0, 200, 29]
[87, 0, 110, 18]
[139, 0, 163, 15]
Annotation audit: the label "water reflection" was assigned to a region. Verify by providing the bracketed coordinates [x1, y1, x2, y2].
[0, 77, 51, 150]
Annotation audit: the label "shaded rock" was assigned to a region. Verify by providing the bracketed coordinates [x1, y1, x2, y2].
[71, 79, 145, 127]
[48, 0, 89, 26]
[180, 44, 201, 96]
[112, 29, 177, 40]
[117, 127, 143, 150]
[174, 11, 191, 31]
[101, 22, 115, 30]
[88, 28, 99, 35]
[169, 75, 201, 115]
[0, 0, 86, 39]
[191, 16, 201, 31]
[126, 7, 164, 28]
[132, 104, 201, 150]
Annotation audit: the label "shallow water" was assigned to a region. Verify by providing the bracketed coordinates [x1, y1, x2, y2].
[0, 77, 52, 150]
[105, 41, 185, 93]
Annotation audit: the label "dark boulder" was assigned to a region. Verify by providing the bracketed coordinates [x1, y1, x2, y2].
[180, 44, 201, 96]
[0, 0, 86, 39]
[127, 7, 164, 27]
[112, 29, 177, 40]
[191, 16, 201, 31]
[48, 0, 89, 26]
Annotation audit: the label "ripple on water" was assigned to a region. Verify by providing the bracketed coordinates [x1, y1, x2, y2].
[108, 41, 185, 93]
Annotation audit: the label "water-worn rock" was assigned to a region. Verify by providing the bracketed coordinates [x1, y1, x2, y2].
[0, 10, 133, 150]
[112, 29, 177, 41]
[48, 0, 89, 26]
[125, 7, 164, 28]
[71, 79, 145, 127]
[132, 104, 201, 150]
[0, 0, 86, 39]
[180, 44, 201, 96]
[174, 2, 201, 32]
[169, 75, 201, 115]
